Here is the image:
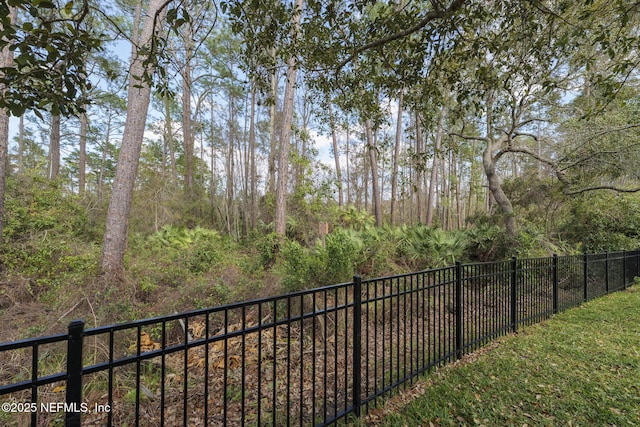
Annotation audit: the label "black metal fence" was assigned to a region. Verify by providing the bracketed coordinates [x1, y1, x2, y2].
[1, 250, 638, 426]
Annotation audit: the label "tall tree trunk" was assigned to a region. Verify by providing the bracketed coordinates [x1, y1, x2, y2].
[484, 93, 518, 237]
[97, 115, 112, 204]
[441, 147, 448, 229]
[182, 23, 194, 197]
[209, 91, 218, 225]
[426, 105, 446, 226]
[467, 138, 478, 216]
[297, 94, 311, 190]
[345, 115, 351, 205]
[79, 112, 88, 194]
[249, 83, 257, 229]
[0, 5, 14, 244]
[365, 118, 382, 226]
[453, 150, 463, 229]
[444, 149, 452, 229]
[97, 142, 107, 203]
[390, 91, 403, 225]
[362, 129, 369, 212]
[49, 115, 60, 180]
[17, 115, 24, 174]
[484, 144, 517, 237]
[274, 0, 303, 237]
[414, 111, 423, 223]
[0, 102, 8, 243]
[163, 94, 178, 182]
[101, 0, 168, 276]
[267, 60, 278, 196]
[292, 95, 304, 191]
[327, 102, 343, 207]
[226, 92, 236, 236]
[240, 90, 249, 236]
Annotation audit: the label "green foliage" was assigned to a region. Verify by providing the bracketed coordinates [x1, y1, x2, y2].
[465, 217, 579, 261]
[272, 224, 472, 293]
[2, 175, 98, 296]
[184, 239, 223, 274]
[254, 231, 281, 268]
[277, 239, 323, 292]
[424, 228, 468, 267]
[502, 176, 564, 234]
[558, 85, 640, 194]
[465, 222, 509, 262]
[3, 238, 99, 299]
[4, 175, 90, 241]
[561, 193, 640, 252]
[391, 225, 467, 268]
[174, 278, 232, 310]
[349, 225, 391, 275]
[322, 227, 366, 282]
[147, 225, 219, 249]
[271, 229, 364, 292]
[144, 225, 224, 275]
[336, 205, 375, 230]
[0, 0, 103, 116]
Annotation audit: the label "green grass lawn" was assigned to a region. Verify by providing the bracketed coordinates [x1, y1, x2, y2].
[356, 285, 640, 426]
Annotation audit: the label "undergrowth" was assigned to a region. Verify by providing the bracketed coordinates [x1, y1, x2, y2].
[1, 177, 636, 338]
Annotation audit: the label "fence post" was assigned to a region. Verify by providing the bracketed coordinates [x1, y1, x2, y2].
[66, 319, 84, 427]
[455, 262, 463, 359]
[583, 253, 588, 302]
[552, 254, 558, 314]
[352, 276, 362, 417]
[510, 257, 517, 333]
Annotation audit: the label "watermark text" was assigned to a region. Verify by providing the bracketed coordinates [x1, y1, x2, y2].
[2, 401, 111, 414]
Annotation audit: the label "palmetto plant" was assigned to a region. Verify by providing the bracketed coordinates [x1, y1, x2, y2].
[147, 225, 220, 249]
[465, 224, 511, 261]
[427, 228, 467, 267]
[337, 205, 375, 230]
[145, 225, 223, 274]
[403, 225, 468, 268]
[323, 227, 366, 281]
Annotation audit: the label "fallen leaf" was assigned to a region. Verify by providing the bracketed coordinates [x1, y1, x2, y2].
[128, 332, 161, 353]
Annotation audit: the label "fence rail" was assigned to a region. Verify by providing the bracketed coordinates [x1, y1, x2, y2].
[1, 250, 638, 426]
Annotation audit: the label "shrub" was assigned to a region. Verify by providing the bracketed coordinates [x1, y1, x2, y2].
[561, 193, 640, 252]
[183, 239, 223, 273]
[278, 239, 321, 292]
[4, 174, 90, 241]
[145, 225, 223, 274]
[465, 224, 512, 262]
[254, 231, 281, 269]
[323, 228, 365, 283]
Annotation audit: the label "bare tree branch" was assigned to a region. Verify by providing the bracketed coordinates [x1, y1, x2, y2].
[562, 184, 640, 195]
[500, 145, 640, 196]
[336, 0, 466, 72]
[513, 131, 539, 140]
[498, 145, 570, 185]
[559, 140, 640, 172]
[557, 123, 640, 163]
[448, 132, 487, 142]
